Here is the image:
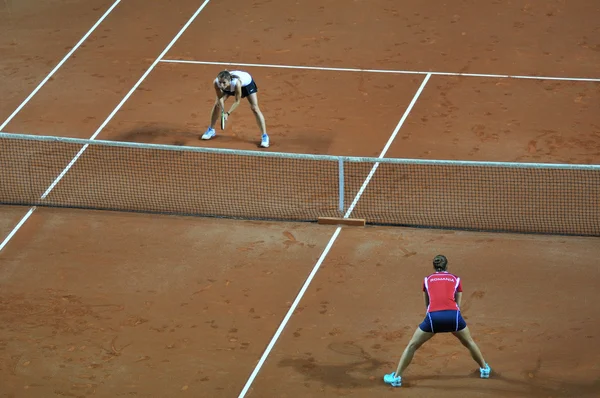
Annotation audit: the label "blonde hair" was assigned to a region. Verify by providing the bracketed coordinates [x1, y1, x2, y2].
[216, 70, 239, 81]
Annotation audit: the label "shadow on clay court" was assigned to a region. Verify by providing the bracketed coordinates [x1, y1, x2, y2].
[279, 343, 600, 397]
[408, 372, 600, 397]
[112, 124, 261, 147]
[278, 356, 391, 389]
[277, 341, 394, 389]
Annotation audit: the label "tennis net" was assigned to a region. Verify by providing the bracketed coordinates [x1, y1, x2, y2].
[1, 132, 599, 236]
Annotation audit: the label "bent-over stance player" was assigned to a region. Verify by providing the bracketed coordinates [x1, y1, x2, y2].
[201, 70, 270, 148]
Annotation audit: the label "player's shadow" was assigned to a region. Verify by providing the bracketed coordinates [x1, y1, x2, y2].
[113, 124, 260, 147]
[279, 347, 600, 397]
[278, 356, 391, 389]
[404, 368, 600, 397]
[113, 124, 198, 146]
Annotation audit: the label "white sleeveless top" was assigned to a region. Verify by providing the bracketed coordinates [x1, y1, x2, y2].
[215, 70, 253, 91]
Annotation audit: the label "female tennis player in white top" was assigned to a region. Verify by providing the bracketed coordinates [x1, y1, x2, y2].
[201, 70, 270, 148]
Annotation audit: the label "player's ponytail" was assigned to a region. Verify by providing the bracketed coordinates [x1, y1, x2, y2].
[433, 255, 448, 271]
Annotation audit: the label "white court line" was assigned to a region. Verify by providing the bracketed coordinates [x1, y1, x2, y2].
[0, 208, 35, 252]
[344, 74, 432, 217]
[237, 227, 343, 398]
[0, 0, 213, 253]
[237, 74, 431, 398]
[160, 59, 600, 83]
[0, 0, 123, 131]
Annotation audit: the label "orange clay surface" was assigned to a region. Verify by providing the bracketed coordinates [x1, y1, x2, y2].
[1, 0, 599, 397]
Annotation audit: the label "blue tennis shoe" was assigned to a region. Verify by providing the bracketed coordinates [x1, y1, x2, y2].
[383, 372, 402, 387]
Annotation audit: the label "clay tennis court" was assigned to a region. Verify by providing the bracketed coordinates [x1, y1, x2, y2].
[1, 0, 599, 397]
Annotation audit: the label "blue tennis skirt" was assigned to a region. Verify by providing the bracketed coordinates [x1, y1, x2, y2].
[419, 310, 467, 333]
[223, 80, 258, 98]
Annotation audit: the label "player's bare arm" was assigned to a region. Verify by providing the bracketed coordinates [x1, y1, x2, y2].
[226, 80, 243, 116]
[213, 81, 226, 113]
[455, 291, 462, 308]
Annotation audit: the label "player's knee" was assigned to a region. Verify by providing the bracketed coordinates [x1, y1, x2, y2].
[466, 339, 480, 351]
[408, 341, 423, 351]
[250, 104, 261, 114]
[458, 338, 470, 348]
[457, 335, 475, 349]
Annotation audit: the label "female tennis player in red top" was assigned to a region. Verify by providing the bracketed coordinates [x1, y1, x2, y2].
[383, 255, 491, 387]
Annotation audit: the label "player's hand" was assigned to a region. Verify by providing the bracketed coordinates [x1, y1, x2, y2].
[223, 112, 229, 121]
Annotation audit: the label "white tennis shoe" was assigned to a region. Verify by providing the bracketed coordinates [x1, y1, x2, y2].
[201, 127, 216, 140]
[260, 133, 270, 148]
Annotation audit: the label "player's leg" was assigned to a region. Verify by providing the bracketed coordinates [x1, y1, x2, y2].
[452, 326, 491, 377]
[395, 327, 435, 376]
[246, 93, 267, 134]
[202, 94, 228, 140]
[384, 326, 434, 387]
[245, 86, 269, 147]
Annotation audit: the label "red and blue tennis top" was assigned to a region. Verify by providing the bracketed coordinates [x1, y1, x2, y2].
[422, 271, 462, 313]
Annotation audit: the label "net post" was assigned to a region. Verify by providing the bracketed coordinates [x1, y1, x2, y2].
[338, 157, 344, 214]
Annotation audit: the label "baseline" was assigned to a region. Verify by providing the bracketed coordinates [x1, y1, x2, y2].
[159, 59, 600, 83]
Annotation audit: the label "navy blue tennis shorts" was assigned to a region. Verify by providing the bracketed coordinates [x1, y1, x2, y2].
[419, 310, 467, 333]
[223, 80, 258, 98]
